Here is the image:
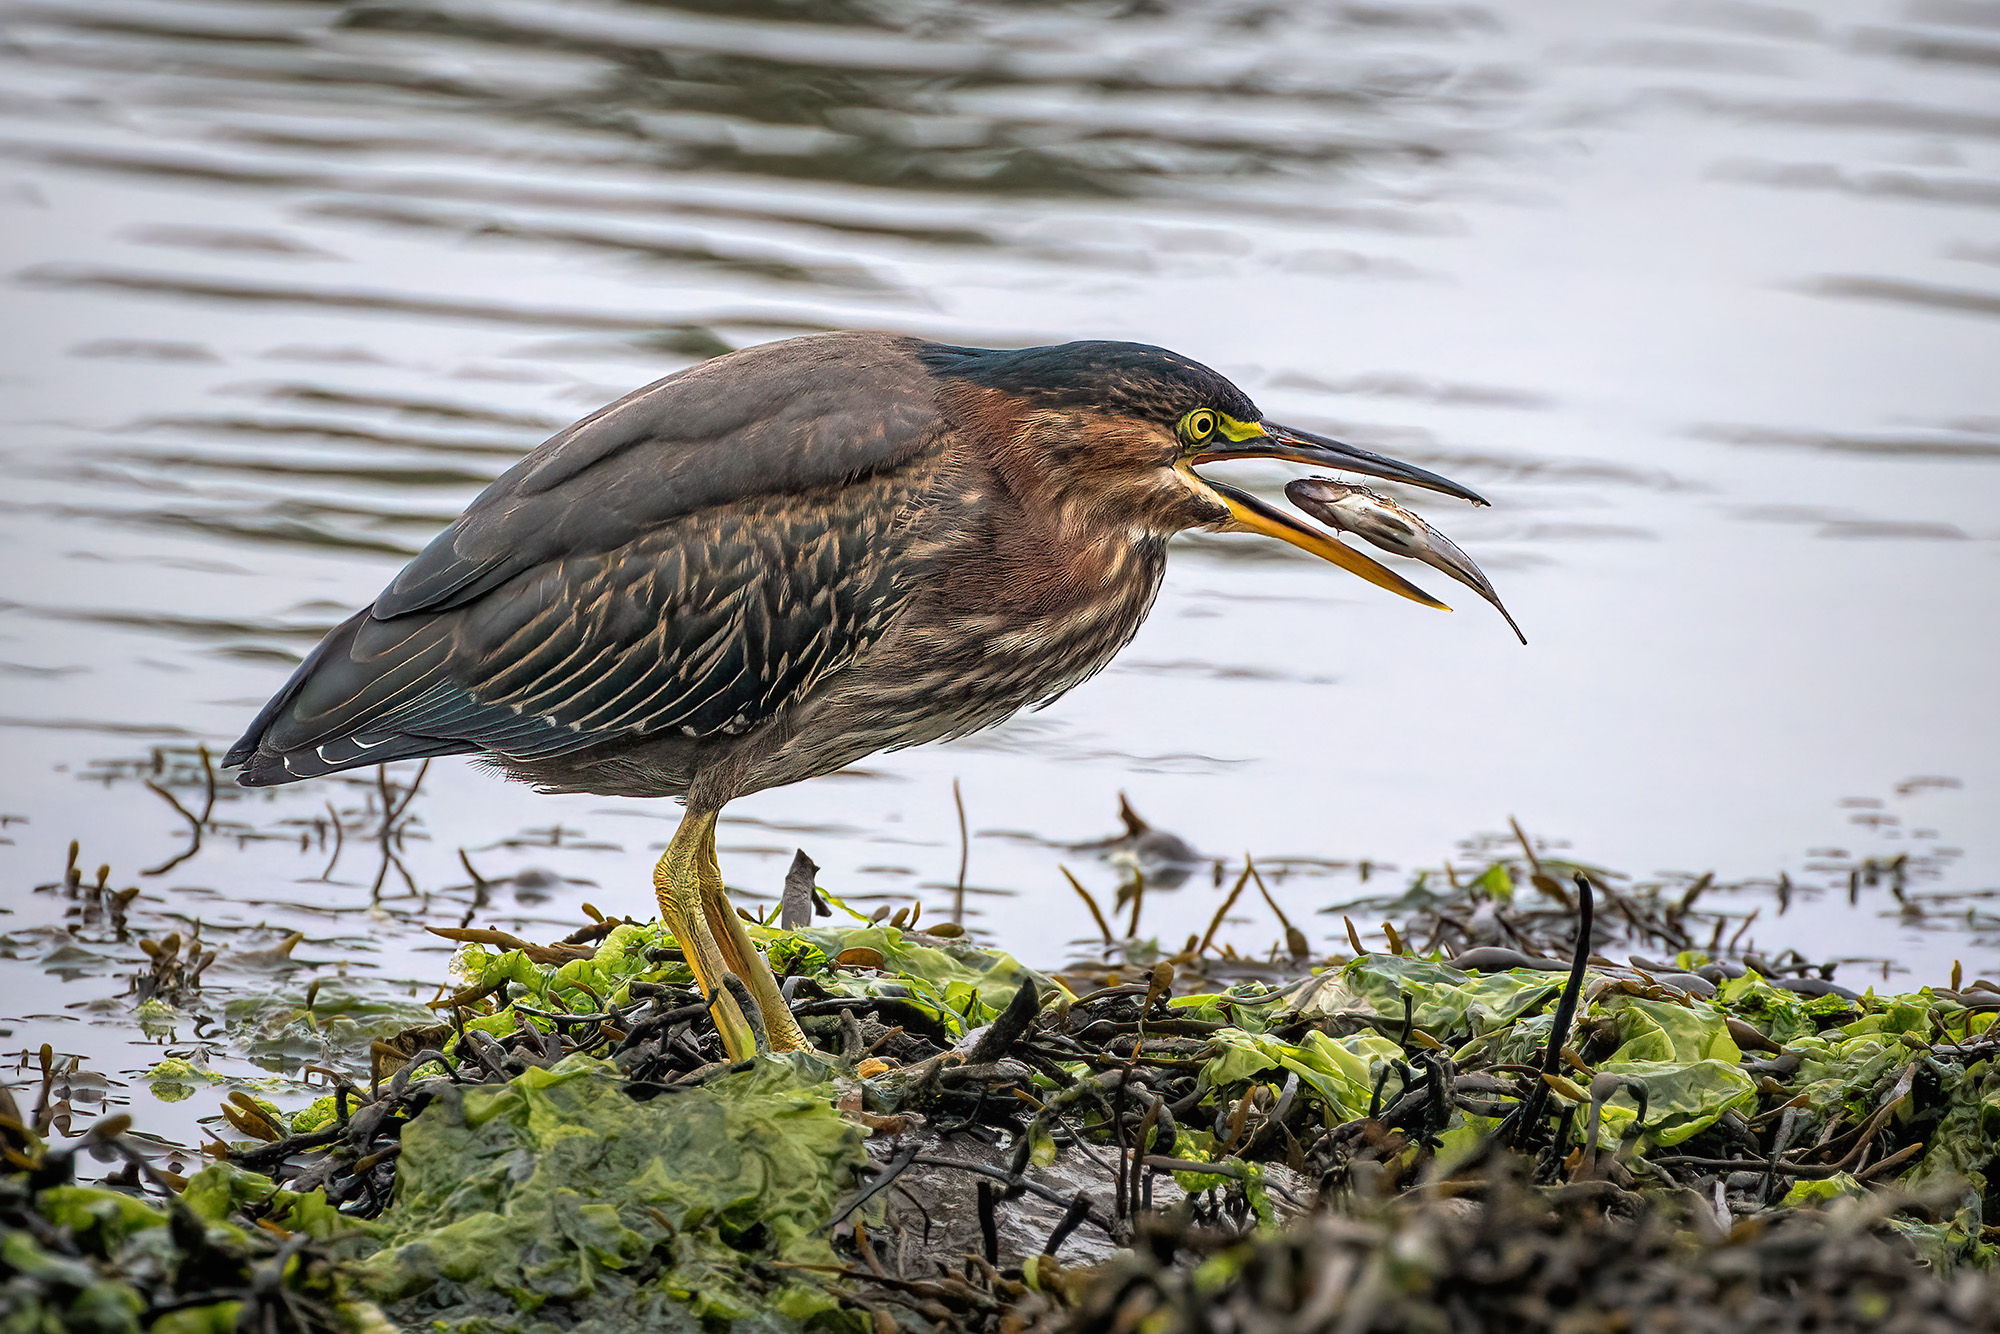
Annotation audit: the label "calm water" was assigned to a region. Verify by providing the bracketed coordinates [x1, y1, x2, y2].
[1, 0, 1997, 1148]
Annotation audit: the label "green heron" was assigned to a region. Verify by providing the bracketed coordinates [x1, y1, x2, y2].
[227, 332, 1492, 1058]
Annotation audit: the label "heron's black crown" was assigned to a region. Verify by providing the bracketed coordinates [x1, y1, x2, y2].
[919, 340, 1260, 426]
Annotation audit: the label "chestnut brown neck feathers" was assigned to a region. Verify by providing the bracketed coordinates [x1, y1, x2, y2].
[928, 382, 1216, 619]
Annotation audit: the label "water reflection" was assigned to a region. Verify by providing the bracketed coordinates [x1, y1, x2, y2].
[1, 0, 1997, 1148]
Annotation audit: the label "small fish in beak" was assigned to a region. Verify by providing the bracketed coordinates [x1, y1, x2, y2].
[1285, 478, 1526, 644]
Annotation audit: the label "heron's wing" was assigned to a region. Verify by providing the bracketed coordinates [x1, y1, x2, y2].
[232, 487, 919, 782]
[377, 332, 940, 617]
[227, 333, 944, 782]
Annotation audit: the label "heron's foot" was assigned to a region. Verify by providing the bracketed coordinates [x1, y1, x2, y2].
[656, 811, 761, 1061]
[656, 807, 813, 1057]
[712, 973, 841, 1065]
[692, 824, 813, 1054]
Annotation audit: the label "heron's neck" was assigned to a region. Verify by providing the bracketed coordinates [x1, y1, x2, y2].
[927, 388, 1168, 619]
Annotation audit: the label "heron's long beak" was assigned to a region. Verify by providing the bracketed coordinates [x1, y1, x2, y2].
[1192, 421, 1489, 506]
[1201, 479, 1452, 611]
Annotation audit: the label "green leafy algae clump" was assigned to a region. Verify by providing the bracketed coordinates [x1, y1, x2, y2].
[445, 917, 1037, 1049]
[348, 1052, 865, 1334]
[0, 1159, 376, 1334]
[1174, 955, 1759, 1151]
[143, 1057, 217, 1104]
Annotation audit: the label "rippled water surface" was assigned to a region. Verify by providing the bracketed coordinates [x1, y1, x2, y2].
[1, 0, 1997, 1148]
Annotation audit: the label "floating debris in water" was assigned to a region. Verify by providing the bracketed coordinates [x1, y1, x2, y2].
[1068, 793, 1210, 889]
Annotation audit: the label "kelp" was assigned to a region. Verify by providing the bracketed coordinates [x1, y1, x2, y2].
[1043, 1156, 2000, 1334]
[12, 866, 2000, 1333]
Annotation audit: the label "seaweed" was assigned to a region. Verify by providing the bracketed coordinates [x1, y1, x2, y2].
[0, 1104, 366, 1333]
[12, 842, 2000, 1333]
[1047, 1157, 2000, 1334]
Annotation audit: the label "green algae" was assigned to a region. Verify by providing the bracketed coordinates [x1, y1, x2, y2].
[143, 1058, 217, 1104]
[1140, 949, 1998, 1260]
[4, 1056, 864, 1334]
[1171, 955, 1759, 1150]
[651, 936, 1991, 1251]
[19, 892, 2000, 1334]
[347, 1053, 862, 1333]
[1196, 1028, 1409, 1125]
[446, 914, 1037, 1053]
[0, 1162, 374, 1334]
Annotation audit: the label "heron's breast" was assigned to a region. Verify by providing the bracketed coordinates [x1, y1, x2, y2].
[863, 531, 1166, 715]
[714, 523, 1164, 800]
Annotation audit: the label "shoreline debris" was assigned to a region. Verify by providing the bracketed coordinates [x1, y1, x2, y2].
[9, 828, 2000, 1332]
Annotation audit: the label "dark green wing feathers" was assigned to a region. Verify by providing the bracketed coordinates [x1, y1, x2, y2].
[227, 334, 942, 785]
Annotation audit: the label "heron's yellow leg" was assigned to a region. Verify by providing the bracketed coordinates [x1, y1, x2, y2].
[654, 808, 759, 1060]
[691, 814, 812, 1053]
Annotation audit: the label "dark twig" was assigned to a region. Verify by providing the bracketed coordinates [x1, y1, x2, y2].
[1062, 867, 1115, 946]
[906, 1156, 1113, 1235]
[827, 1139, 925, 1231]
[967, 978, 1040, 1065]
[369, 760, 429, 901]
[975, 1181, 1000, 1265]
[1510, 873, 1594, 1151]
[141, 745, 216, 876]
[1043, 1194, 1092, 1257]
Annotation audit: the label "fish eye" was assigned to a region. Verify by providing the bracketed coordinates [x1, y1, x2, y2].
[1179, 408, 1218, 444]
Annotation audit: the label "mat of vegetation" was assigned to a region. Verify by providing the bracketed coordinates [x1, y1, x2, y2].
[7, 850, 2000, 1333]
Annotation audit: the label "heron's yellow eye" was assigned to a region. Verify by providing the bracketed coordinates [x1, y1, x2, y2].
[1179, 408, 1218, 444]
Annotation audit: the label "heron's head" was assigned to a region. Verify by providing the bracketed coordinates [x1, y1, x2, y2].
[922, 339, 1489, 609]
